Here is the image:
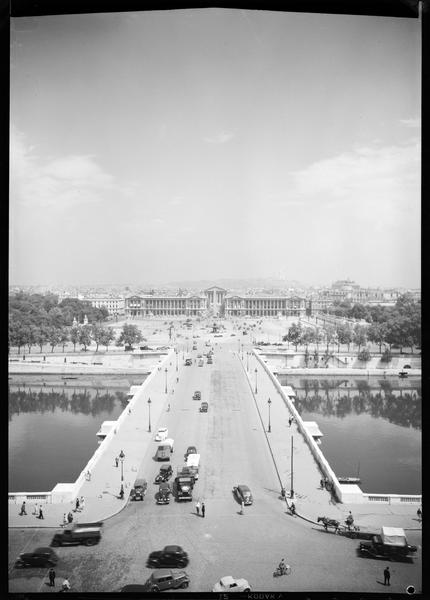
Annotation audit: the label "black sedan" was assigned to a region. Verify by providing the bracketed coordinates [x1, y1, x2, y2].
[15, 547, 58, 568]
[155, 464, 173, 483]
[233, 484, 253, 505]
[146, 545, 189, 568]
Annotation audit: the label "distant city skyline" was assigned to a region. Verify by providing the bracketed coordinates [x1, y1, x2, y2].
[10, 9, 421, 289]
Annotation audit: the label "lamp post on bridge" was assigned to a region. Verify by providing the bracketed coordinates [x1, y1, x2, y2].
[267, 398, 272, 433]
[147, 398, 152, 432]
[119, 449, 125, 482]
[254, 368, 258, 394]
[165, 368, 168, 394]
[175, 350, 178, 372]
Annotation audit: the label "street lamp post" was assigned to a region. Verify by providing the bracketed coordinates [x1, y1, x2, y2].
[246, 352, 249, 372]
[147, 398, 152, 432]
[267, 398, 272, 432]
[119, 449, 125, 482]
[254, 368, 258, 394]
[175, 350, 178, 372]
[165, 368, 168, 394]
[290, 436, 295, 499]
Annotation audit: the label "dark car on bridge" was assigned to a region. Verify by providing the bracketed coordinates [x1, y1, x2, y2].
[15, 547, 58, 568]
[146, 545, 189, 568]
[141, 569, 190, 592]
[155, 464, 173, 483]
[233, 484, 253, 505]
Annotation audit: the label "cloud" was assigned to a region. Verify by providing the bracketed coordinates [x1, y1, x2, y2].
[203, 131, 235, 144]
[284, 142, 420, 231]
[400, 118, 420, 128]
[10, 127, 116, 210]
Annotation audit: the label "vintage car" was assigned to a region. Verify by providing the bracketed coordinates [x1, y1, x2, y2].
[130, 478, 147, 501]
[141, 569, 190, 592]
[156, 482, 172, 504]
[212, 576, 251, 592]
[199, 402, 208, 413]
[51, 523, 102, 547]
[185, 358, 192, 366]
[155, 427, 168, 442]
[192, 391, 201, 401]
[198, 359, 204, 367]
[207, 356, 213, 364]
[359, 527, 417, 561]
[15, 547, 58, 568]
[233, 484, 253, 505]
[184, 446, 197, 459]
[155, 464, 173, 483]
[146, 545, 189, 568]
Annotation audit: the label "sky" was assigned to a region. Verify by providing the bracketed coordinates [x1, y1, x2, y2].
[9, 8, 421, 288]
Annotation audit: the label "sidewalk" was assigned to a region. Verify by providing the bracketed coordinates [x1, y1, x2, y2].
[238, 348, 421, 533]
[9, 354, 179, 530]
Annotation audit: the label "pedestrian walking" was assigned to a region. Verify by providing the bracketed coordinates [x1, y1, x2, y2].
[19, 501, 27, 516]
[176, 377, 179, 383]
[38, 505, 44, 519]
[383, 566, 390, 586]
[288, 417, 293, 427]
[324, 477, 329, 489]
[115, 456, 119, 467]
[320, 479, 324, 489]
[67, 511, 73, 523]
[417, 507, 422, 521]
[195, 501, 200, 516]
[119, 484, 124, 500]
[290, 502, 296, 515]
[62, 513, 67, 527]
[201, 502, 205, 518]
[48, 568, 56, 587]
[79, 496, 85, 511]
[75, 497, 80, 512]
[167, 404, 171, 411]
[85, 470, 91, 481]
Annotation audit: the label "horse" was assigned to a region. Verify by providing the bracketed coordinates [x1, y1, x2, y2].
[317, 516, 340, 533]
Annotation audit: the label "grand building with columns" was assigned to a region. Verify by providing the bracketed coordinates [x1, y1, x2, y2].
[124, 286, 306, 318]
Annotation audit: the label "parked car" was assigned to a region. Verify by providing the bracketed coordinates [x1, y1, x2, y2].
[156, 482, 172, 504]
[199, 401, 208, 412]
[130, 478, 147, 501]
[184, 446, 197, 459]
[155, 464, 173, 483]
[198, 359, 204, 367]
[15, 547, 58, 568]
[51, 523, 102, 547]
[233, 484, 253, 505]
[141, 569, 190, 592]
[212, 576, 251, 592]
[185, 358, 192, 366]
[146, 545, 189, 568]
[155, 427, 168, 442]
[192, 391, 201, 400]
[207, 357, 213, 364]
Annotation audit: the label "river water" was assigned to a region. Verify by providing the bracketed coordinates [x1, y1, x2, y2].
[277, 374, 421, 495]
[8, 374, 148, 493]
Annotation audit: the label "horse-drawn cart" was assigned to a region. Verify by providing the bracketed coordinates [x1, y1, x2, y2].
[317, 516, 379, 540]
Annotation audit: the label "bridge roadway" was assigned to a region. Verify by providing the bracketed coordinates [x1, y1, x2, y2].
[9, 335, 421, 593]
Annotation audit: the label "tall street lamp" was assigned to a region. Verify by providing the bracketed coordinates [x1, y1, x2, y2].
[254, 368, 258, 394]
[267, 398, 272, 433]
[175, 350, 178, 372]
[119, 449, 125, 482]
[165, 368, 168, 394]
[147, 398, 152, 432]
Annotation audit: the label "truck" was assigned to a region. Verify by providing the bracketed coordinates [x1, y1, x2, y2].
[186, 453, 200, 480]
[156, 439, 174, 461]
[359, 527, 418, 561]
[174, 475, 194, 501]
[51, 523, 102, 547]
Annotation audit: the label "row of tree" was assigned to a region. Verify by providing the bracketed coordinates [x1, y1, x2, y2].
[284, 295, 421, 355]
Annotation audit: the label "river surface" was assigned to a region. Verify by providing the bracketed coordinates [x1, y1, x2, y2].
[277, 374, 421, 495]
[8, 374, 148, 493]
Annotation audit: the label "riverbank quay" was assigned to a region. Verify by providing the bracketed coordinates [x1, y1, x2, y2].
[238, 347, 421, 534]
[9, 349, 179, 529]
